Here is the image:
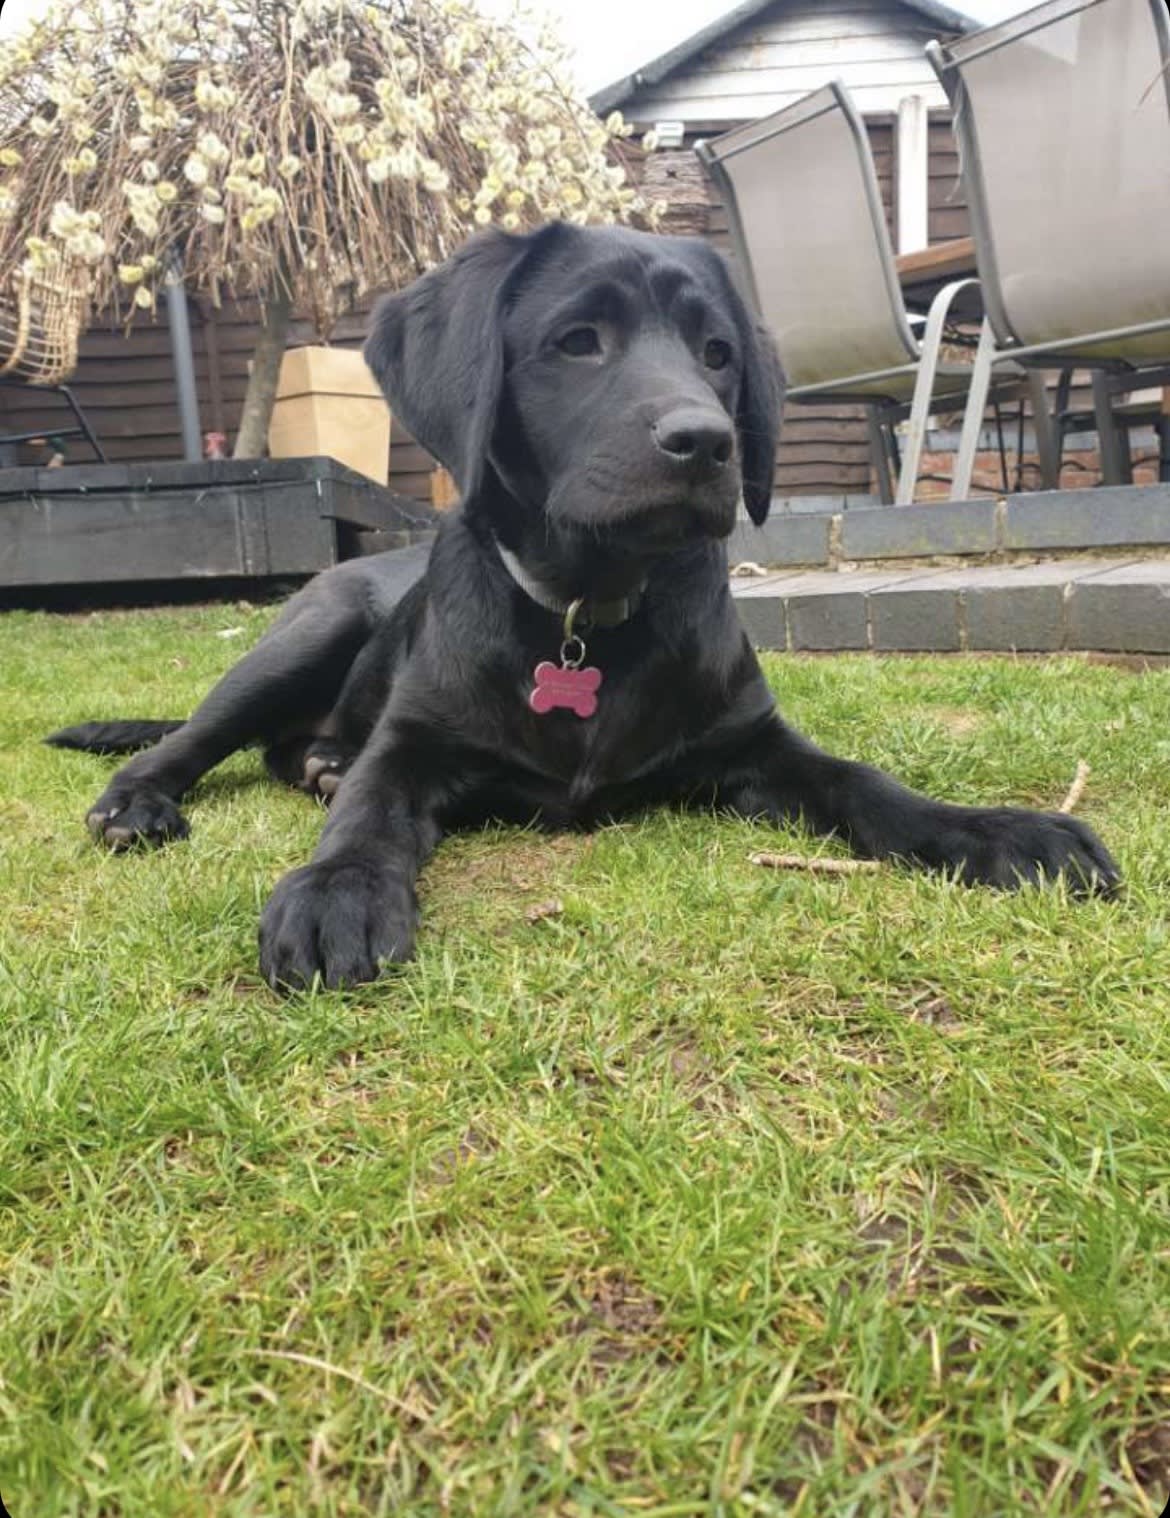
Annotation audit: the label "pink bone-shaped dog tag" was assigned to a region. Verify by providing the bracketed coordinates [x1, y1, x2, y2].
[529, 660, 602, 718]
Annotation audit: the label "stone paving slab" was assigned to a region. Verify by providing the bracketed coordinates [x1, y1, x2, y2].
[782, 568, 922, 652]
[868, 567, 973, 652]
[961, 560, 1116, 652]
[726, 513, 832, 567]
[729, 570, 807, 649]
[729, 569, 809, 597]
[729, 485, 1170, 572]
[731, 556, 1170, 654]
[841, 499, 997, 561]
[1067, 561, 1170, 653]
[1004, 488, 1170, 552]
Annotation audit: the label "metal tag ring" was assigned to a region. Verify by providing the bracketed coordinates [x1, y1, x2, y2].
[562, 596, 592, 642]
[560, 634, 587, 669]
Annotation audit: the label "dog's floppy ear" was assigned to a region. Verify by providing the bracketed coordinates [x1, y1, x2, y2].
[737, 317, 785, 526]
[699, 246, 786, 526]
[364, 229, 536, 503]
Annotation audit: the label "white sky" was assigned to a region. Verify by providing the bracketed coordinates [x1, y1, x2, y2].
[0, 0, 1031, 92]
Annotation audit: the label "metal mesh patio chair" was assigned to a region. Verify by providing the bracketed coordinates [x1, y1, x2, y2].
[927, 0, 1170, 498]
[696, 80, 1028, 505]
[1054, 378, 1170, 485]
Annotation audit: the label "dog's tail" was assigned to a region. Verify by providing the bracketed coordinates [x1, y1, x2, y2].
[45, 719, 185, 755]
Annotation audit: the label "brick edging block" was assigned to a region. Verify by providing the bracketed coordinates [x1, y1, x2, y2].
[731, 486, 1170, 572]
[735, 558, 1170, 654]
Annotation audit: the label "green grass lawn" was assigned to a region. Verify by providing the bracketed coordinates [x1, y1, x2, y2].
[2, 603, 1169, 1517]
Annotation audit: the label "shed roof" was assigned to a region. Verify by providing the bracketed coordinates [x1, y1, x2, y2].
[589, 0, 980, 114]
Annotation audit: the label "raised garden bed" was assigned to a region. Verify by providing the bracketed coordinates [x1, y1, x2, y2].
[0, 456, 438, 605]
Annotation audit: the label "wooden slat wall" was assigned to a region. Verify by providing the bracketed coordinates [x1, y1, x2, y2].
[927, 112, 970, 244]
[0, 289, 439, 500]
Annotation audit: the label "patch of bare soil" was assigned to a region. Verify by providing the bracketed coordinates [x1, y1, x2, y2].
[569, 1270, 668, 1373]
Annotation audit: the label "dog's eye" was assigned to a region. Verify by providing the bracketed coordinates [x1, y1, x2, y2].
[704, 339, 732, 371]
[558, 326, 602, 358]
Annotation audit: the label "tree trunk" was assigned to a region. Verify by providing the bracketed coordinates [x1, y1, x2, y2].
[232, 276, 294, 459]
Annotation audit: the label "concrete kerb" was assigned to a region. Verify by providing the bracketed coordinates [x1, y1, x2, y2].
[730, 486, 1170, 575]
[730, 557, 1170, 655]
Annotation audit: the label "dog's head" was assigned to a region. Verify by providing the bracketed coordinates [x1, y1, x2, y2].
[364, 222, 784, 543]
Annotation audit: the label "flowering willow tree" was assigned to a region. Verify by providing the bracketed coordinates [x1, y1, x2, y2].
[0, 0, 655, 455]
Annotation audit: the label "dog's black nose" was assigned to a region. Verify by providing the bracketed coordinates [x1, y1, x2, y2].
[652, 408, 734, 472]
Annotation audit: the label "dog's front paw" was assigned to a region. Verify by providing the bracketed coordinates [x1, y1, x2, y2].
[933, 806, 1120, 897]
[86, 786, 189, 850]
[258, 860, 415, 991]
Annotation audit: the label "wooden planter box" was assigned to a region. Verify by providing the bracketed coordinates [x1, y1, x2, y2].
[0, 456, 437, 597]
[430, 466, 460, 510]
[268, 346, 391, 486]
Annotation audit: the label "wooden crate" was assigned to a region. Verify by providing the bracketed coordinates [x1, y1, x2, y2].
[268, 347, 391, 486]
[430, 467, 460, 510]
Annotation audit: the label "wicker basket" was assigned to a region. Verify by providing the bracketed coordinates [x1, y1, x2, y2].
[0, 253, 88, 386]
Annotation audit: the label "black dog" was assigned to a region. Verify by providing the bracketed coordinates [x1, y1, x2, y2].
[49, 222, 1119, 989]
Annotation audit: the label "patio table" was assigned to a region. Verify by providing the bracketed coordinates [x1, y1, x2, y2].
[895, 236, 976, 309]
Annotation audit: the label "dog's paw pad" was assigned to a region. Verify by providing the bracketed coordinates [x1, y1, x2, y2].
[86, 791, 188, 849]
[87, 807, 115, 839]
[301, 747, 350, 802]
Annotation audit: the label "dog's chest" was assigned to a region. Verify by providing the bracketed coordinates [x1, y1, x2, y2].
[455, 745, 658, 830]
[513, 705, 653, 802]
[410, 592, 771, 828]
[445, 659, 711, 826]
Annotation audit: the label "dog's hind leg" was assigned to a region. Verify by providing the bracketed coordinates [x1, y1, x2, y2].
[85, 593, 371, 849]
[263, 734, 354, 802]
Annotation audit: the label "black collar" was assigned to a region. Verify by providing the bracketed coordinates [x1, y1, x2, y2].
[494, 539, 645, 628]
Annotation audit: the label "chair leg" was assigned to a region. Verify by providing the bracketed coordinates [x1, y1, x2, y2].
[1091, 371, 1130, 486]
[1013, 399, 1026, 492]
[57, 384, 107, 463]
[867, 408, 895, 505]
[950, 316, 995, 502]
[897, 276, 982, 506]
[992, 401, 1009, 493]
[1026, 371, 1060, 490]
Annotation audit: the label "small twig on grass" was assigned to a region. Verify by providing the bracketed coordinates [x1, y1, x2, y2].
[749, 851, 881, 875]
[1058, 759, 1091, 815]
[749, 758, 1091, 876]
[244, 1349, 433, 1420]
